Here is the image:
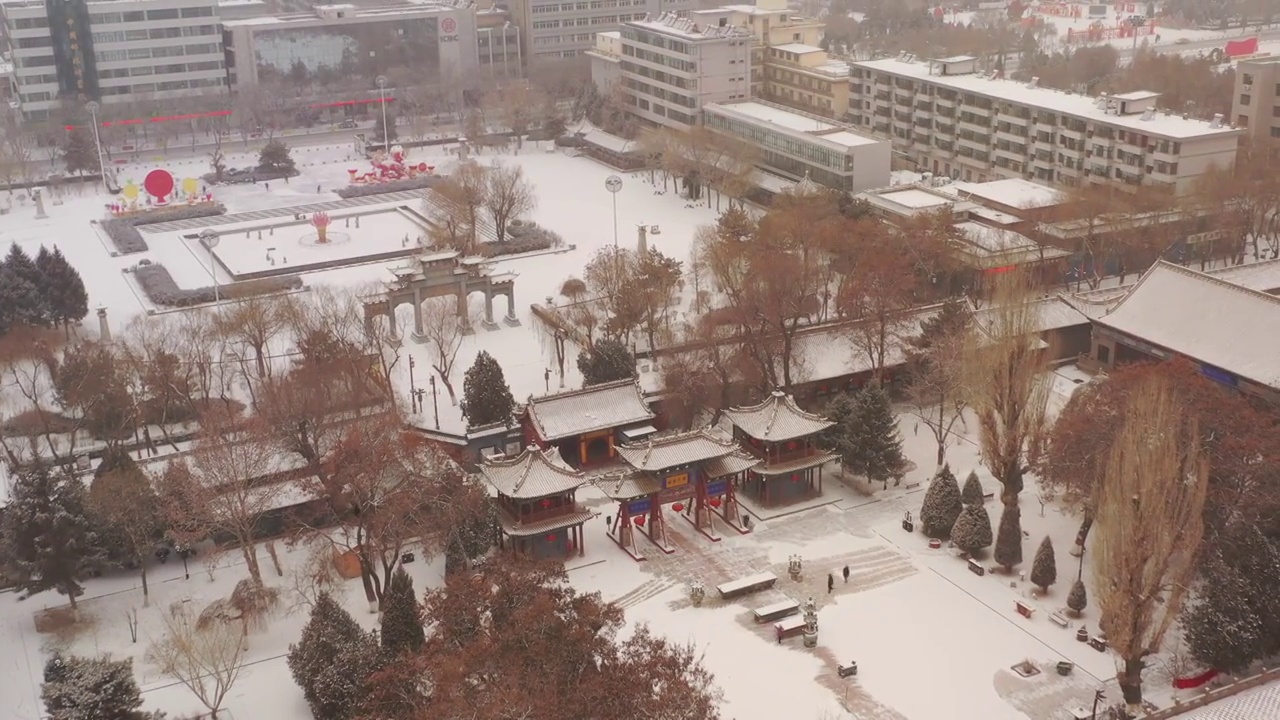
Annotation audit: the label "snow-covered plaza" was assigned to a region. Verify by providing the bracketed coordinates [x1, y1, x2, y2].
[0, 138, 1244, 720]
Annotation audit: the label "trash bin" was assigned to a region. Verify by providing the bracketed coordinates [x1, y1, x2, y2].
[1057, 661, 1074, 676]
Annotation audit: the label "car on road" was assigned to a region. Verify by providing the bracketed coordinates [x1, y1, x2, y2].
[339, 118, 357, 129]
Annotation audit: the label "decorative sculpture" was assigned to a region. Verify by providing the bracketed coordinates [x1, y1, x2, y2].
[788, 554, 803, 582]
[689, 581, 705, 607]
[311, 211, 332, 244]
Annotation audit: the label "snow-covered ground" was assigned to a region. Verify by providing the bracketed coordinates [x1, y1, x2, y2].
[0, 139, 1197, 720]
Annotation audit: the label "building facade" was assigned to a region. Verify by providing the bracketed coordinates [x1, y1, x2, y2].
[613, 12, 751, 129]
[703, 99, 888, 191]
[511, 0, 711, 64]
[760, 42, 849, 119]
[848, 55, 1241, 195]
[2, 0, 226, 121]
[1231, 56, 1280, 142]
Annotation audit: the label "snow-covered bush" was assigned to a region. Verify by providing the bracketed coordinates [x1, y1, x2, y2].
[135, 264, 301, 307]
[335, 175, 443, 199]
[102, 203, 227, 255]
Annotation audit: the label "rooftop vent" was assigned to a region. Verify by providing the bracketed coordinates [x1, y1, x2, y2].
[1027, 76, 1039, 89]
[1210, 113, 1224, 128]
[1140, 108, 1154, 121]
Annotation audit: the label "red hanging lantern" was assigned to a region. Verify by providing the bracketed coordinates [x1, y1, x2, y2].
[710, 497, 722, 508]
[545, 533, 557, 542]
[791, 473, 801, 482]
[672, 502, 685, 513]
[540, 498, 552, 508]
[635, 516, 646, 527]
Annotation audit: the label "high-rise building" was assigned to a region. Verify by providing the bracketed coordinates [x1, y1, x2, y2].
[1231, 56, 1280, 143]
[848, 55, 1241, 196]
[1, 0, 227, 122]
[511, 0, 710, 64]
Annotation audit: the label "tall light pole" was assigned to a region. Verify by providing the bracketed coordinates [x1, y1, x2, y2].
[85, 101, 107, 194]
[199, 229, 220, 302]
[376, 75, 389, 152]
[605, 175, 622, 277]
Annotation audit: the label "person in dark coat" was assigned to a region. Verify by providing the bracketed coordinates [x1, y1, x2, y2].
[843, 565, 850, 583]
[827, 573, 835, 594]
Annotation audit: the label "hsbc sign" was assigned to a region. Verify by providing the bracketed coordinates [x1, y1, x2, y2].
[440, 16, 459, 41]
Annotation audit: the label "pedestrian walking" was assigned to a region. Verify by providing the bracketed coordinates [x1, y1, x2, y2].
[776, 625, 783, 644]
[316, 184, 322, 193]
[827, 573, 834, 594]
[265, 182, 270, 191]
[843, 565, 850, 584]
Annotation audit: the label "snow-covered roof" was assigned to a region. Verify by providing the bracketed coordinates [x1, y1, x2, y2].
[593, 471, 664, 500]
[615, 428, 737, 472]
[871, 188, 953, 210]
[581, 127, 636, 155]
[479, 447, 587, 499]
[1173, 680, 1280, 720]
[1095, 261, 1280, 388]
[701, 450, 759, 478]
[950, 178, 1065, 211]
[1204, 258, 1280, 294]
[952, 221, 1071, 268]
[974, 297, 1088, 336]
[525, 379, 654, 441]
[773, 42, 823, 54]
[723, 391, 833, 442]
[855, 58, 1242, 140]
[713, 100, 838, 133]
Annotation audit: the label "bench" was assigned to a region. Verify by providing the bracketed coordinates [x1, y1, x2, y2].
[752, 599, 800, 623]
[775, 614, 807, 639]
[905, 481, 921, 490]
[1049, 612, 1069, 628]
[717, 571, 778, 600]
[968, 558, 986, 576]
[1015, 600, 1035, 619]
[837, 660, 858, 678]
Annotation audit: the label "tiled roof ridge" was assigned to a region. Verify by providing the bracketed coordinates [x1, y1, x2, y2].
[485, 447, 583, 494]
[527, 377, 640, 405]
[1106, 260, 1280, 318]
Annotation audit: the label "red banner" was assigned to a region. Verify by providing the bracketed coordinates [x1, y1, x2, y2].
[1226, 37, 1260, 58]
[1173, 668, 1217, 690]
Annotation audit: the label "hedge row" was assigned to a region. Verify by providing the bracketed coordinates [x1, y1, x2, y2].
[476, 222, 563, 258]
[335, 175, 443, 199]
[102, 203, 228, 255]
[135, 264, 301, 307]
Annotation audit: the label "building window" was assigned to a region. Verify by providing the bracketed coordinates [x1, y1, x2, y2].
[1238, 115, 1249, 127]
[1243, 73, 1253, 85]
[1240, 93, 1251, 106]
[1272, 127, 1280, 138]
[145, 8, 180, 20]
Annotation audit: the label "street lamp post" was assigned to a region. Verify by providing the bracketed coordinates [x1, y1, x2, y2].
[428, 375, 439, 429]
[408, 355, 418, 413]
[376, 75, 389, 152]
[1090, 689, 1106, 720]
[198, 229, 220, 302]
[85, 101, 107, 194]
[605, 175, 622, 279]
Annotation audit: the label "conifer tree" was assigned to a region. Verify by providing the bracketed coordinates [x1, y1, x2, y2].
[994, 504, 1023, 572]
[961, 470, 985, 507]
[461, 350, 515, 427]
[919, 464, 963, 539]
[288, 592, 385, 720]
[258, 139, 296, 175]
[42, 653, 157, 720]
[839, 383, 907, 488]
[1030, 536, 1057, 592]
[1, 464, 103, 610]
[62, 127, 101, 175]
[820, 392, 859, 449]
[950, 504, 993, 555]
[1067, 579, 1088, 616]
[380, 568, 425, 655]
[4, 243, 53, 327]
[576, 338, 636, 386]
[1183, 534, 1280, 673]
[36, 246, 89, 332]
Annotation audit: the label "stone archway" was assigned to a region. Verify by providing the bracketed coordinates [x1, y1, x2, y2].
[361, 251, 520, 340]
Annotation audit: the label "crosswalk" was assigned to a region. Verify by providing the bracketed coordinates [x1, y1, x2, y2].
[141, 189, 424, 232]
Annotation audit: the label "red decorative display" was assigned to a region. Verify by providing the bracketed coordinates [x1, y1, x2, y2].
[143, 169, 175, 203]
[672, 502, 684, 513]
[539, 498, 552, 508]
[709, 498, 722, 508]
[635, 516, 646, 527]
[544, 534, 557, 542]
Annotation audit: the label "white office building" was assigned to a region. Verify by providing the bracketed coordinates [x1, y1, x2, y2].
[512, 0, 711, 63]
[703, 99, 888, 191]
[1, 0, 226, 121]
[848, 55, 1241, 196]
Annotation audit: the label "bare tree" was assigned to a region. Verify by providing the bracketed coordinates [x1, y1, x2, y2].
[964, 271, 1051, 507]
[484, 163, 536, 243]
[216, 294, 287, 382]
[419, 296, 470, 405]
[148, 601, 247, 719]
[427, 161, 487, 253]
[1093, 373, 1209, 711]
[159, 413, 288, 586]
[904, 300, 972, 467]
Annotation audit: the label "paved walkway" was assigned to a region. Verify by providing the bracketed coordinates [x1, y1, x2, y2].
[140, 189, 423, 232]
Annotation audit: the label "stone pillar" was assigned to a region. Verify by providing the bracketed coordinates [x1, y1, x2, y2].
[482, 292, 497, 329]
[458, 280, 474, 335]
[637, 223, 648, 254]
[97, 307, 111, 342]
[503, 288, 521, 327]
[412, 290, 425, 337]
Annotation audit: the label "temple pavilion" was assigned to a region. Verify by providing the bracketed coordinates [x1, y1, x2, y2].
[723, 391, 837, 507]
[478, 447, 598, 559]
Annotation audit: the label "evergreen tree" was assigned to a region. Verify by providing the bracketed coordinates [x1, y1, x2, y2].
[288, 592, 385, 720]
[839, 383, 906, 488]
[88, 449, 163, 599]
[380, 568, 425, 655]
[1183, 532, 1280, 673]
[461, 350, 515, 427]
[0, 266, 37, 336]
[919, 464, 963, 539]
[62, 128, 101, 176]
[1030, 536, 1057, 592]
[2, 464, 103, 610]
[906, 297, 972, 357]
[371, 112, 398, 144]
[1067, 579, 1088, 616]
[819, 392, 859, 449]
[950, 504, 993, 555]
[4, 244, 53, 327]
[36, 246, 89, 332]
[42, 653, 157, 720]
[993, 504, 1023, 572]
[258, 139, 296, 175]
[576, 338, 636, 386]
[961, 470, 985, 506]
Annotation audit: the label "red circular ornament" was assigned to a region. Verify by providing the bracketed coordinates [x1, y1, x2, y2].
[545, 534, 556, 542]
[672, 502, 684, 512]
[540, 498, 552, 508]
[710, 498, 722, 508]
[634, 516, 646, 527]
[442, 17, 457, 33]
[143, 169, 175, 200]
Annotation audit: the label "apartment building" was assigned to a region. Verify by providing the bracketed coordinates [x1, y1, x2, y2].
[849, 55, 1241, 196]
[703, 99, 888, 191]
[1231, 56, 1280, 142]
[760, 42, 849, 119]
[611, 12, 751, 129]
[1, 0, 226, 122]
[511, 0, 710, 64]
